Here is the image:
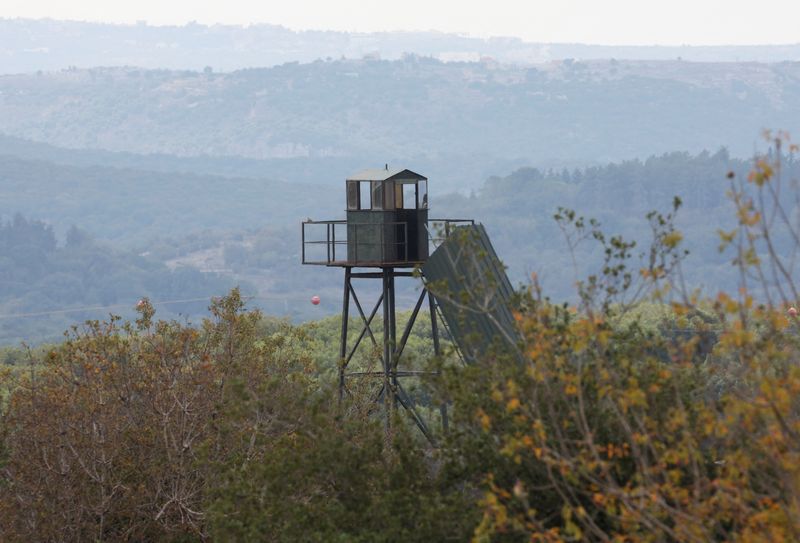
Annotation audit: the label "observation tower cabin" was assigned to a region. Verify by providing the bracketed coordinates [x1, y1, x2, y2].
[302, 167, 430, 267]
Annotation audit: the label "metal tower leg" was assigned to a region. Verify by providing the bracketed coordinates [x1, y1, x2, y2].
[389, 271, 398, 410]
[339, 267, 351, 402]
[429, 292, 449, 434]
[381, 268, 394, 433]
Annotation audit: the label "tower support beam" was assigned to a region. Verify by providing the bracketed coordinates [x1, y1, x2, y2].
[381, 268, 393, 431]
[336, 267, 446, 444]
[338, 267, 351, 400]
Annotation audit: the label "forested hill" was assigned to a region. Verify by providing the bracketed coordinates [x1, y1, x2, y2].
[438, 149, 800, 299]
[3, 140, 794, 346]
[1, 58, 799, 191]
[0, 133, 364, 186]
[0, 215, 240, 345]
[0, 153, 338, 245]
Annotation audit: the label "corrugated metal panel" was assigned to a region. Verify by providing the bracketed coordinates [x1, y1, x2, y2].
[423, 224, 521, 364]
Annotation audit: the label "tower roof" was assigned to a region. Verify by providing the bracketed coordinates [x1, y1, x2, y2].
[346, 168, 427, 183]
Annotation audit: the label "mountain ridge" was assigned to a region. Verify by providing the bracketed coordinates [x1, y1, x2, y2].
[2, 58, 798, 192]
[2, 18, 800, 76]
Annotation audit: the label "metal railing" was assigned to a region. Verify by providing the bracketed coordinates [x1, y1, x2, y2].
[301, 220, 409, 265]
[301, 218, 474, 265]
[301, 220, 346, 265]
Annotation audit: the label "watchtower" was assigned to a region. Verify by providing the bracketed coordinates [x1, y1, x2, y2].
[301, 166, 523, 442]
[302, 167, 471, 441]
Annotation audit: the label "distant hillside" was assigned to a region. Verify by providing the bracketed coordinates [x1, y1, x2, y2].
[0, 133, 518, 191]
[1, 18, 800, 75]
[0, 133, 360, 184]
[1, 144, 795, 343]
[438, 149, 800, 299]
[0, 214, 241, 345]
[0, 154, 338, 245]
[1, 58, 799, 192]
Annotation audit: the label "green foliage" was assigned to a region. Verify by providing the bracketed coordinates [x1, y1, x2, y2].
[206, 404, 472, 542]
[0, 289, 472, 541]
[435, 136, 800, 541]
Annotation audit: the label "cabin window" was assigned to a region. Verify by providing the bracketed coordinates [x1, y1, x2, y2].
[403, 183, 416, 209]
[418, 179, 428, 209]
[371, 181, 383, 210]
[347, 181, 359, 210]
[359, 182, 370, 210]
[349, 177, 427, 210]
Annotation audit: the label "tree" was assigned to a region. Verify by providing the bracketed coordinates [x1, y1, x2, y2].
[0, 289, 472, 541]
[441, 133, 800, 541]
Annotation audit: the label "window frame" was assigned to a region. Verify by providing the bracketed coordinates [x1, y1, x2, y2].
[371, 181, 384, 210]
[418, 179, 428, 209]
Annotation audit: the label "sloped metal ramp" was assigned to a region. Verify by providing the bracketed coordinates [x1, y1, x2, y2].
[422, 224, 521, 364]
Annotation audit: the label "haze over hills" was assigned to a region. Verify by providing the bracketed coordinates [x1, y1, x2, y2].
[2, 18, 800, 75]
[2, 21, 800, 343]
[3, 133, 796, 344]
[2, 57, 799, 192]
[0, 152, 337, 245]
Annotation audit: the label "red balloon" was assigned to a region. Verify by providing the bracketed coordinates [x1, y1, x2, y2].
[311, 295, 321, 305]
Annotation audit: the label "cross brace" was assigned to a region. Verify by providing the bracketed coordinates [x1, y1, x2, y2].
[338, 266, 448, 443]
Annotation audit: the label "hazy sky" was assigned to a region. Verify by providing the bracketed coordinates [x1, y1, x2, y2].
[3, 0, 800, 46]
